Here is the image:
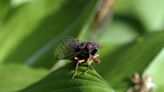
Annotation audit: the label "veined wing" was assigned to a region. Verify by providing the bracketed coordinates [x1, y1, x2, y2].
[54, 37, 81, 59]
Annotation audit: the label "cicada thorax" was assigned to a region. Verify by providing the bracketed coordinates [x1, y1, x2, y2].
[74, 49, 89, 60]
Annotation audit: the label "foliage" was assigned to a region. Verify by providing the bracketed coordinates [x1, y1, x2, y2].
[0, 0, 164, 92]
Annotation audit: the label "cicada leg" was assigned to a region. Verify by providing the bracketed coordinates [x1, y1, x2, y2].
[83, 64, 96, 75]
[89, 64, 95, 70]
[93, 54, 100, 64]
[72, 58, 85, 79]
[83, 58, 93, 74]
[87, 54, 100, 71]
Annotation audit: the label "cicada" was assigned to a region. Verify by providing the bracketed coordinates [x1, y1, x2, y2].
[55, 37, 101, 79]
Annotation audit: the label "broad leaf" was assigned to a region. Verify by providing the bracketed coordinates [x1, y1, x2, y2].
[114, 0, 164, 31]
[0, 0, 10, 22]
[144, 48, 164, 92]
[0, 64, 48, 92]
[0, 0, 98, 68]
[20, 62, 115, 92]
[96, 31, 164, 91]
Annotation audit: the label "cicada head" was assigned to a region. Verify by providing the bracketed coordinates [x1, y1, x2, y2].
[86, 41, 100, 56]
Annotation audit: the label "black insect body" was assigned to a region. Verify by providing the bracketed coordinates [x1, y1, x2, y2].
[55, 37, 101, 79]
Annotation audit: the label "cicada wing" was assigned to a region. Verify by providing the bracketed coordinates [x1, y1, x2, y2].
[55, 37, 81, 59]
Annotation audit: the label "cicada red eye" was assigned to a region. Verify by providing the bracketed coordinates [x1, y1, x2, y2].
[86, 44, 92, 50]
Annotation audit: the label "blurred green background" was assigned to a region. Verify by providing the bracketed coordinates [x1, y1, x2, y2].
[0, 0, 164, 92]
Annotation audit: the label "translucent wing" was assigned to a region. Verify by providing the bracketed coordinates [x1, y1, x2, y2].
[55, 37, 81, 59]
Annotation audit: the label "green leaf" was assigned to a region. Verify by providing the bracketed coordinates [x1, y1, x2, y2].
[96, 31, 164, 91]
[114, 0, 164, 31]
[0, 64, 48, 92]
[0, 0, 98, 68]
[144, 48, 164, 92]
[20, 63, 115, 92]
[0, 0, 10, 22]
